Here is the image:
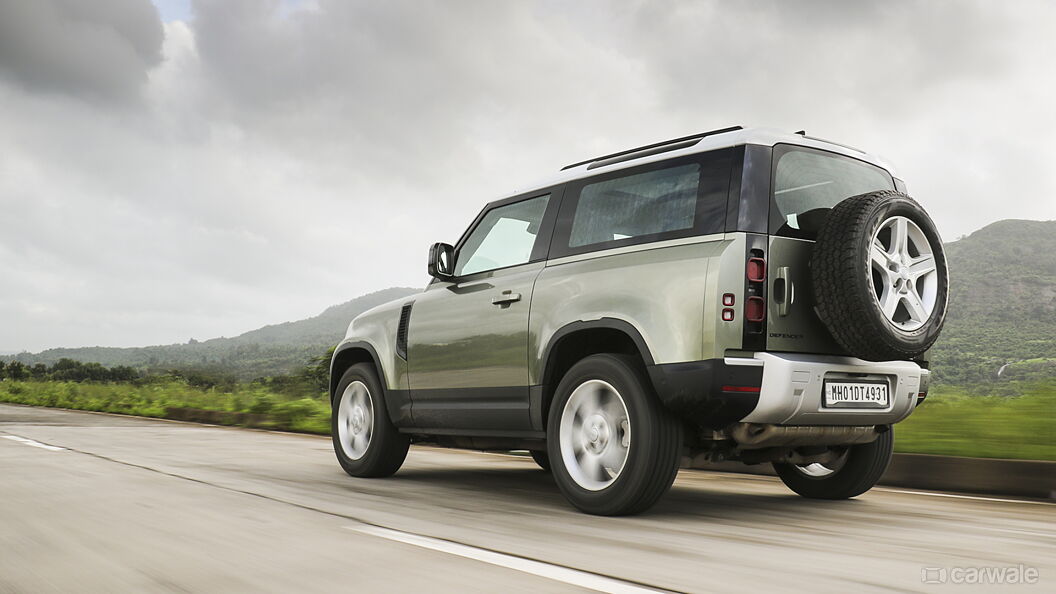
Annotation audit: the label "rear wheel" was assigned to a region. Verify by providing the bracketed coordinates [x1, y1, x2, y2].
[772, 428, 893, 499]
[332, 363, 410, 478]
[547, 354, 682, 516]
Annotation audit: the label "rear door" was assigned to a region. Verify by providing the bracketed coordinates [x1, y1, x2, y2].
[765, 144, 896, 355]
[406, 192, 556, 431]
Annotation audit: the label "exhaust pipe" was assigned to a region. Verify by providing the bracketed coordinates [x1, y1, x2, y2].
[729, 423, 881, 449]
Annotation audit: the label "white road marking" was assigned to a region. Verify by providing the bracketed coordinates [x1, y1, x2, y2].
[1, 435, 66, 451]
[351, 525, 664, 593]
[874, 487, 1054, 506]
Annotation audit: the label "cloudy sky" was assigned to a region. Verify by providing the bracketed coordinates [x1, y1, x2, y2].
[1, 0, 1054, 353]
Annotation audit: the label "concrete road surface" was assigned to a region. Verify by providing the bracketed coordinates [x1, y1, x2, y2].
[1, 404, 1052, 593]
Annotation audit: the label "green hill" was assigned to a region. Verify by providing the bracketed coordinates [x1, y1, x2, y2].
[5, 287, 419, 380]
[928, 219, 1056, 384]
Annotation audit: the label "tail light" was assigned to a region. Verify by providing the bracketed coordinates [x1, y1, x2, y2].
[747, 257, 766, 282]
[744, 248, 766, 333]
[746, 296, 766, 322]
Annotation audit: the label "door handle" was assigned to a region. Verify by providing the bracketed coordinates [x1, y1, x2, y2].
[491, 291, 522, 306]
[774, 267, 794, 317]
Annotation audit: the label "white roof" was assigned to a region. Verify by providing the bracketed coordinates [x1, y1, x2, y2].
[508, 127, 900, 199]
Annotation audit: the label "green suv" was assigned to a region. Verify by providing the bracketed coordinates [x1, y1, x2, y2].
[329, 127, 949, 515]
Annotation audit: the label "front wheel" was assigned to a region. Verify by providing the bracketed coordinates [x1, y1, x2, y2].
[547, 354, 682, 516]
[772, 428, 894, 499]
[332, 363, 410, 478]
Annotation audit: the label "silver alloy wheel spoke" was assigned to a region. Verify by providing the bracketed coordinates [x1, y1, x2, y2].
[559, 379, 631, 491]
[797, 463, 836, 478]
[796, 451, 849, 478]
[868, 215, 939, 332]
[879, 286, 900, 320]
[337, 381, 374, 461]
[903, 289, 928, 323]
[870, 240, 891, 267]
[891, 217, 909, 256]
[908, 253, 936, 278]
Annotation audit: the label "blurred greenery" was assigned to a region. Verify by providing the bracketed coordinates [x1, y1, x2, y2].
[0, 380, 331, 434]
[894, 381, 1056, 460]
[0, 352, 336, 435]
[2, 362, 1053, 460]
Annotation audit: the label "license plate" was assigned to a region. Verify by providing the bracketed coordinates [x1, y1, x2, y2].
[823, 380, 889, 408]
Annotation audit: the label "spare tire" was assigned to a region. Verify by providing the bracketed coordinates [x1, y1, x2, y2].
[811, 191, 948, 361]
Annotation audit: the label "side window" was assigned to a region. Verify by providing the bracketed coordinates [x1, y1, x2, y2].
[556, 149, 732, 256]
[570, 164, 699, 247]
[455, 194, 550, 276]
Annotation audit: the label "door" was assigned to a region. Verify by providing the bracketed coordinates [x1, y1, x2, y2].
[406, 193, 553, 431]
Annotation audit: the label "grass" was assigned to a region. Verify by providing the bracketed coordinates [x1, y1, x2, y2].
[1, 379, 1054, 461]
[0, 380, 330, 435]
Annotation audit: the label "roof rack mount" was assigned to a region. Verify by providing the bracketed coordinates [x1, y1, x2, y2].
[560, 126, 743, 171]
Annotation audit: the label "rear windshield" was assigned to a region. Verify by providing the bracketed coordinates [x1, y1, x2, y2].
[770, 145, 894, 239]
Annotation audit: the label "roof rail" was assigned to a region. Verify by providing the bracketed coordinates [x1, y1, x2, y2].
[560, 126, 743, 171]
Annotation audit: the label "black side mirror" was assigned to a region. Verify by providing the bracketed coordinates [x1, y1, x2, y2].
[428, 242, 454, 280]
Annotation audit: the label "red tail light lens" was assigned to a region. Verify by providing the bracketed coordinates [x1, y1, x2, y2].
[747, 257, 766, 282]
[746, 296, 766, 322]
[743, 248, 766, 338]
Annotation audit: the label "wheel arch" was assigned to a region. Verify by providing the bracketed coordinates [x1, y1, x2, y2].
[330, 341, 383, 402]
[536, 319, 655, 428]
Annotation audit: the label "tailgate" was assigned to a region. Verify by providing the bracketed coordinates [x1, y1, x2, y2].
[766, 235, 846, 355]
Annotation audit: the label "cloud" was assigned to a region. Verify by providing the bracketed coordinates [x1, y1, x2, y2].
[0, 0, 163, 102]
[0, 0, 1054, 352]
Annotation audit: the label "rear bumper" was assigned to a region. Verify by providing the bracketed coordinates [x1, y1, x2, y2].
[648, 353, 927, 428]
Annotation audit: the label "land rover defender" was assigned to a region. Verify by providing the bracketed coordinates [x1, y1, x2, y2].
[329, 127, 948, 515]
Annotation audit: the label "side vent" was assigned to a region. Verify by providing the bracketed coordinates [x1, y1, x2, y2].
[395, 302, 413, 360]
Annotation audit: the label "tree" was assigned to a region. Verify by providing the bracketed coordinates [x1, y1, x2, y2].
[6, 361, 27, 381]
[301, 346, 335, 393]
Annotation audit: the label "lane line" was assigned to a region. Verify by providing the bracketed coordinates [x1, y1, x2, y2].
[873, 487, 1054, 506]
[1, 435, 66, 451]
[351, 525, 668, 594]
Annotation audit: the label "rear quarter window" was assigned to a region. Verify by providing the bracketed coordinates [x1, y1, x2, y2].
[770, 145, 894, 240]
[551, 148, 732, 258]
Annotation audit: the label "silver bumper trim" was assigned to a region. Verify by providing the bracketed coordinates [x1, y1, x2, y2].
[735, 352, 926, 426]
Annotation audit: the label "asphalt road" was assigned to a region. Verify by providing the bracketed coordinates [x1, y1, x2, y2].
[1, 404, 1052, 593]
